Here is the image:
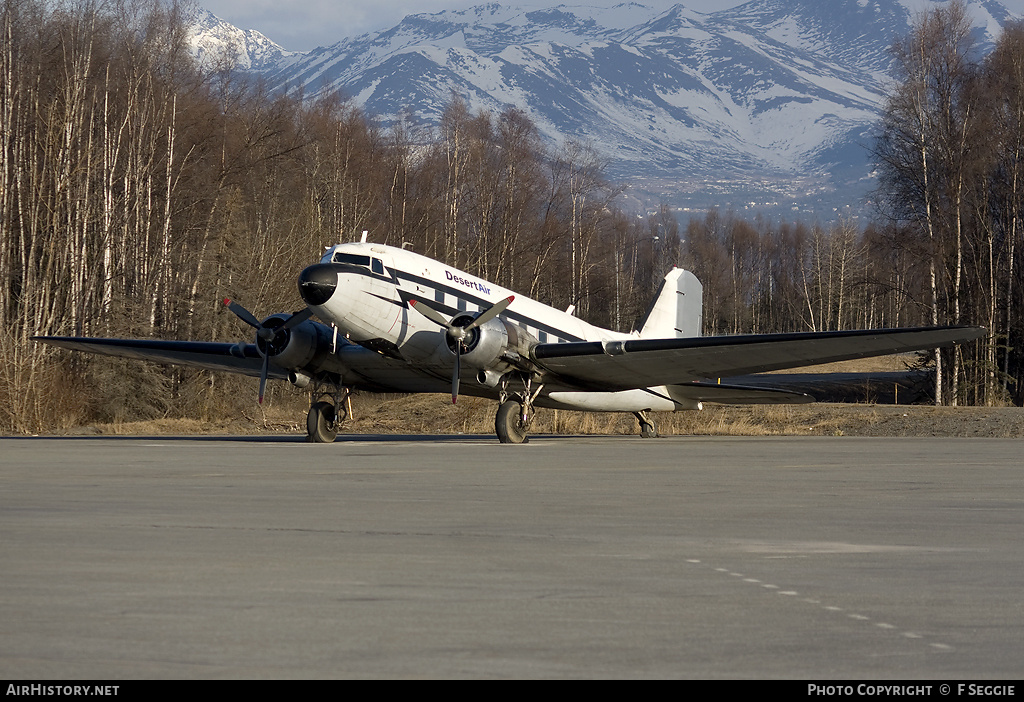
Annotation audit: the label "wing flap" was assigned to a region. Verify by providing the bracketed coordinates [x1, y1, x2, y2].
[532, 326, 986, 392]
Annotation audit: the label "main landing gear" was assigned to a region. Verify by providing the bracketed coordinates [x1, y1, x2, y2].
[492, 375, 660, 443]
[306, 380, 350, 443]
[495, 374, 543, 444]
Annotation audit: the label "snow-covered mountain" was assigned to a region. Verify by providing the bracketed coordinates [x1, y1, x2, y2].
[187, 8, 295, 71]
[190, 1, 1022, 218]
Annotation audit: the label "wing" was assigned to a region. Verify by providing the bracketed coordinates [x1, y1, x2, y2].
[531, 325, 987, 392]
[32, 336, 288, 380]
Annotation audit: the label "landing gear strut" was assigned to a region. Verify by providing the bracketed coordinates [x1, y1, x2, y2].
[495, 374, 542, 444]
[306, 380, 350, 443]
[633, 410, 658, 438]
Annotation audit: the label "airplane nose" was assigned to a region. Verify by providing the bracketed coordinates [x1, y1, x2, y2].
[298, 264, 338, 306]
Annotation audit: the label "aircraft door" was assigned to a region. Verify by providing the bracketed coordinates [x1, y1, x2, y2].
[366, 251, 401, 341]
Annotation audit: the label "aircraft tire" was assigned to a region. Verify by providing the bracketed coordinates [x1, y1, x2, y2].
[307, 401, 338, 443]
[640, 420, 657, 438]
[495, 400, 529, 444]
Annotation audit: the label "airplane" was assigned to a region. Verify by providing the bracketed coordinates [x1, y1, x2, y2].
[34, 237, 986, 443]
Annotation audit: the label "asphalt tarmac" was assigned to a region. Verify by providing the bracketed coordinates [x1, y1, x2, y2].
[1, 434, 1022, 679]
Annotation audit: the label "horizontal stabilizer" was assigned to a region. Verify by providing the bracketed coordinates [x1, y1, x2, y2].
[669, 381, 814, 405]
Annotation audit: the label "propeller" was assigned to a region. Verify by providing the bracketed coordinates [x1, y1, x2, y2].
[409, 295, 514, 404]
[224, 298, 313, 404]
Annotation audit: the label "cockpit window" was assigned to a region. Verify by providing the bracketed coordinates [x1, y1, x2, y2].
[333, 252, 371, 267]
[371, 258, 384, 275]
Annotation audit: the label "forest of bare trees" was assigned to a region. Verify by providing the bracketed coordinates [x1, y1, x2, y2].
[2, 0, 1022, 433]
[872, 0, 1024, 406]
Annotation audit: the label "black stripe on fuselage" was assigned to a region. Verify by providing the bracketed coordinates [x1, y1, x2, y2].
[328, 261, 585, 343]
[391, 268, 584, 343]
[368, 292, 406, 309]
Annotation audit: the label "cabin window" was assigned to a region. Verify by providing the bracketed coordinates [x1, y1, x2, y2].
[333, 252, 371, 267]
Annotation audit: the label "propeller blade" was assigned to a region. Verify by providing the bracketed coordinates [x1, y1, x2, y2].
[452, 343, 461, 404]
[224, 298, 261, 329]
[258, 352, 270, 405]
[408, 299, 451, 328]
[282, 307, 314, 330]
[466, 295, 514, 331]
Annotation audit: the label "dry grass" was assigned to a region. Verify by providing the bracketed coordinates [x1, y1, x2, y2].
[33, 351, 1023, 439]
[766, 354, 916, 374]
[47, 390, 1024, 439]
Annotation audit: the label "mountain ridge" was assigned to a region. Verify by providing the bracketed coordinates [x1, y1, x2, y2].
[190, 1, 1022, 219]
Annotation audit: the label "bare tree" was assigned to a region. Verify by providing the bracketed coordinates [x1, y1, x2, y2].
[873, 0, 982, 404]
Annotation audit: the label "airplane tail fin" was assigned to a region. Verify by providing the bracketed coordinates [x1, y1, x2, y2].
[638, 268, 703, 339]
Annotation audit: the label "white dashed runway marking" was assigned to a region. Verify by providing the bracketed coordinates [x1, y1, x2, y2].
[685, 558, 953, 652]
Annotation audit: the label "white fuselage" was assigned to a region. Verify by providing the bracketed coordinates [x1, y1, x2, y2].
[304, 242, 686, 413]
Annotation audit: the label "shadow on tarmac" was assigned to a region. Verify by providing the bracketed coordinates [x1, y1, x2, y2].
[1, 433, 583, 444]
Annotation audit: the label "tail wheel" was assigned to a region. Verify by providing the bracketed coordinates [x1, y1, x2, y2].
[307, 401, 338, 443]
[633, 411, 658, 438]
[495, 400, 529, 444]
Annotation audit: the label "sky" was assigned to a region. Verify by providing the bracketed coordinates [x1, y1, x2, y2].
[198, 1, 750, 52]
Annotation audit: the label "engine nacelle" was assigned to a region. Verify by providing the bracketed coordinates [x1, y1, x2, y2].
[446, 314, 538, 379]
[257, 314, 326, 371]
